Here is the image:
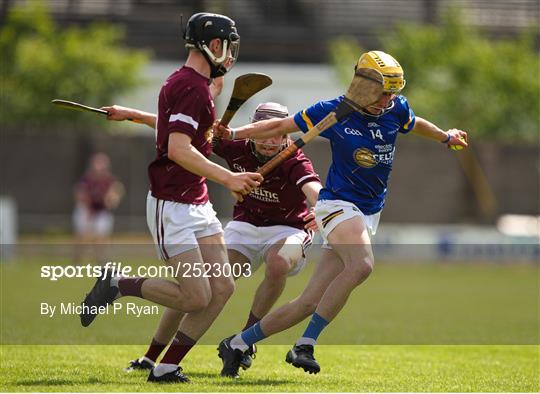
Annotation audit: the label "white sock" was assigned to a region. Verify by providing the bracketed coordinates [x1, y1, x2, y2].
[110, 276, 120, 288]
[139, 356, 155, 367]
[295, 337, 316, 347]
[110, 276, 122, 299]
[152, 363, 177, 377]
[230, 334, 249, 352]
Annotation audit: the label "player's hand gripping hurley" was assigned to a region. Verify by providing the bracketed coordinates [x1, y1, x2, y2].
[51, 99, 143, 123]
[258, 68, 384, 176]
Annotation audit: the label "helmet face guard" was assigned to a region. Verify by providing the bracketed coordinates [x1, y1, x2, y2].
[358, 98, 396, 117]
[200, 34, 240, 78]
[250, 138, 290, 163]
[184, 13, 240, 78]
[355, 50, 406, 117]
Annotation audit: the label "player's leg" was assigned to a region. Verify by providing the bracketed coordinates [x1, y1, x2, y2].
[250, 237, 304, 321]
[81, 247, 212, 326]
[232, 235, 305, 370]
[127, 246, 234, 373]
[80, 196, 214, 327]
[311, 218, 373, 320]
[125, 307, 184, 372]
[260, 248, 342, 335]
[218, 249, 343, 377]
[228, 249, 255, 327]
[287, 212, 374, 374]
[152, 232, 235, 380]
[222, 221, 261, 330]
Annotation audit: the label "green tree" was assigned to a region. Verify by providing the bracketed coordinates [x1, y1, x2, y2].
[0, 1, 148, 130]
[329, 9, 540, 142]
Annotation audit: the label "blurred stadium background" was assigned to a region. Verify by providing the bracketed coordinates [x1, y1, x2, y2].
[1, 0, 538, 263]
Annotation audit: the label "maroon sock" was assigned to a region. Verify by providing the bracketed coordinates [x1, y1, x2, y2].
[118, 277, 147, 298]
[160, 331, 196, 365]
[242, 311, 261, 331]
[144, 338, 167, 362]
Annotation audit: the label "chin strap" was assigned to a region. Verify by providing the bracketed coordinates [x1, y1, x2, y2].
[199, 40, 231, 78]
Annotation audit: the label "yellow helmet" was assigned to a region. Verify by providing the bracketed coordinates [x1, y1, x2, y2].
[356, 51, 406, 94]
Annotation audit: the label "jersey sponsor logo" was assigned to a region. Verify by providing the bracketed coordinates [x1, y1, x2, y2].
[249, 187, 280, 203]
[353, 148, 377, 168]
[374, 144, 393, 152]
[373, 148, 395, 165]
[368, 122, 379, 128]
[232, 163, 246, 172]
[344, 127, 363, 136]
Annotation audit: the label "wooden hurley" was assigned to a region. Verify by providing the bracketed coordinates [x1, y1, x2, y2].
[258, 68, 384, 176]
[220, 73, 272, 126]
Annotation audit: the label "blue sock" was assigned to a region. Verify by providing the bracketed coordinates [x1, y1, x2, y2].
[240, 321, 266, 346]
[299, 312, 328, 345]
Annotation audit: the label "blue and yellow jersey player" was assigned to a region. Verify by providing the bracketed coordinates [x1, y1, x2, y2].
[295, 90, 415, 217]
[213, 51, 468, 377]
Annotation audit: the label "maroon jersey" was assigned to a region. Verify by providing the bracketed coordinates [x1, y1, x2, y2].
[77, 173, 116, 212]
[148, 66, 215, 204]
[213, 139, 320, 229]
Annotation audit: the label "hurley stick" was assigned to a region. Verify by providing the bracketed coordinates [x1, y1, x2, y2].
[258, 68, 384, 176]
[51, 99, 142, 123]
[220, 73, 272, 126]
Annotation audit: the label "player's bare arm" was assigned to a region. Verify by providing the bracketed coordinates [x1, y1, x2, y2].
[412, 116, 468, 148]
[301, 181, 322, 206]
[102, 80, 223, 130]
[213, 116, 298, 140]
[168, 132, 262, 194]
[301, 181, 322, 231]
[102, 105, 157, 129]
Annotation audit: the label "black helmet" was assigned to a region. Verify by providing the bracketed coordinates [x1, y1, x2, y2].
[184, 13, 240, 78]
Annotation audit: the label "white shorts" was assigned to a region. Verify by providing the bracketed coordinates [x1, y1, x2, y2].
[224, 220, 312, 276]
[315, 199, 381, 248]
[73, 204, 113, 236]
[146, 192, 223, 260]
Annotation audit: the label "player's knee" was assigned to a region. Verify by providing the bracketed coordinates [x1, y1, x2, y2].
[183, 295, 210, 312]
[265, 255, 292, 281]
[344, 258, 373, 286]
[211, 276, 235, 303]
[182, 286, 212, 312]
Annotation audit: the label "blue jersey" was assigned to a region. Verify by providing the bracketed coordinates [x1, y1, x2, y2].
[293, 95, 415, 215]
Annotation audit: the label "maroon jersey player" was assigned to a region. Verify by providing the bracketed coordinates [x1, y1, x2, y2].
[73, 152, 124, 261]
[122, 102, 322, 376]
[79, 13, 262, 384]
[216, 102, 322, 370]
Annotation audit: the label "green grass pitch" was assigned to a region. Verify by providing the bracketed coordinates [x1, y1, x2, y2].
[1, 250, 539, 392]
[1, 345, 538, 392]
